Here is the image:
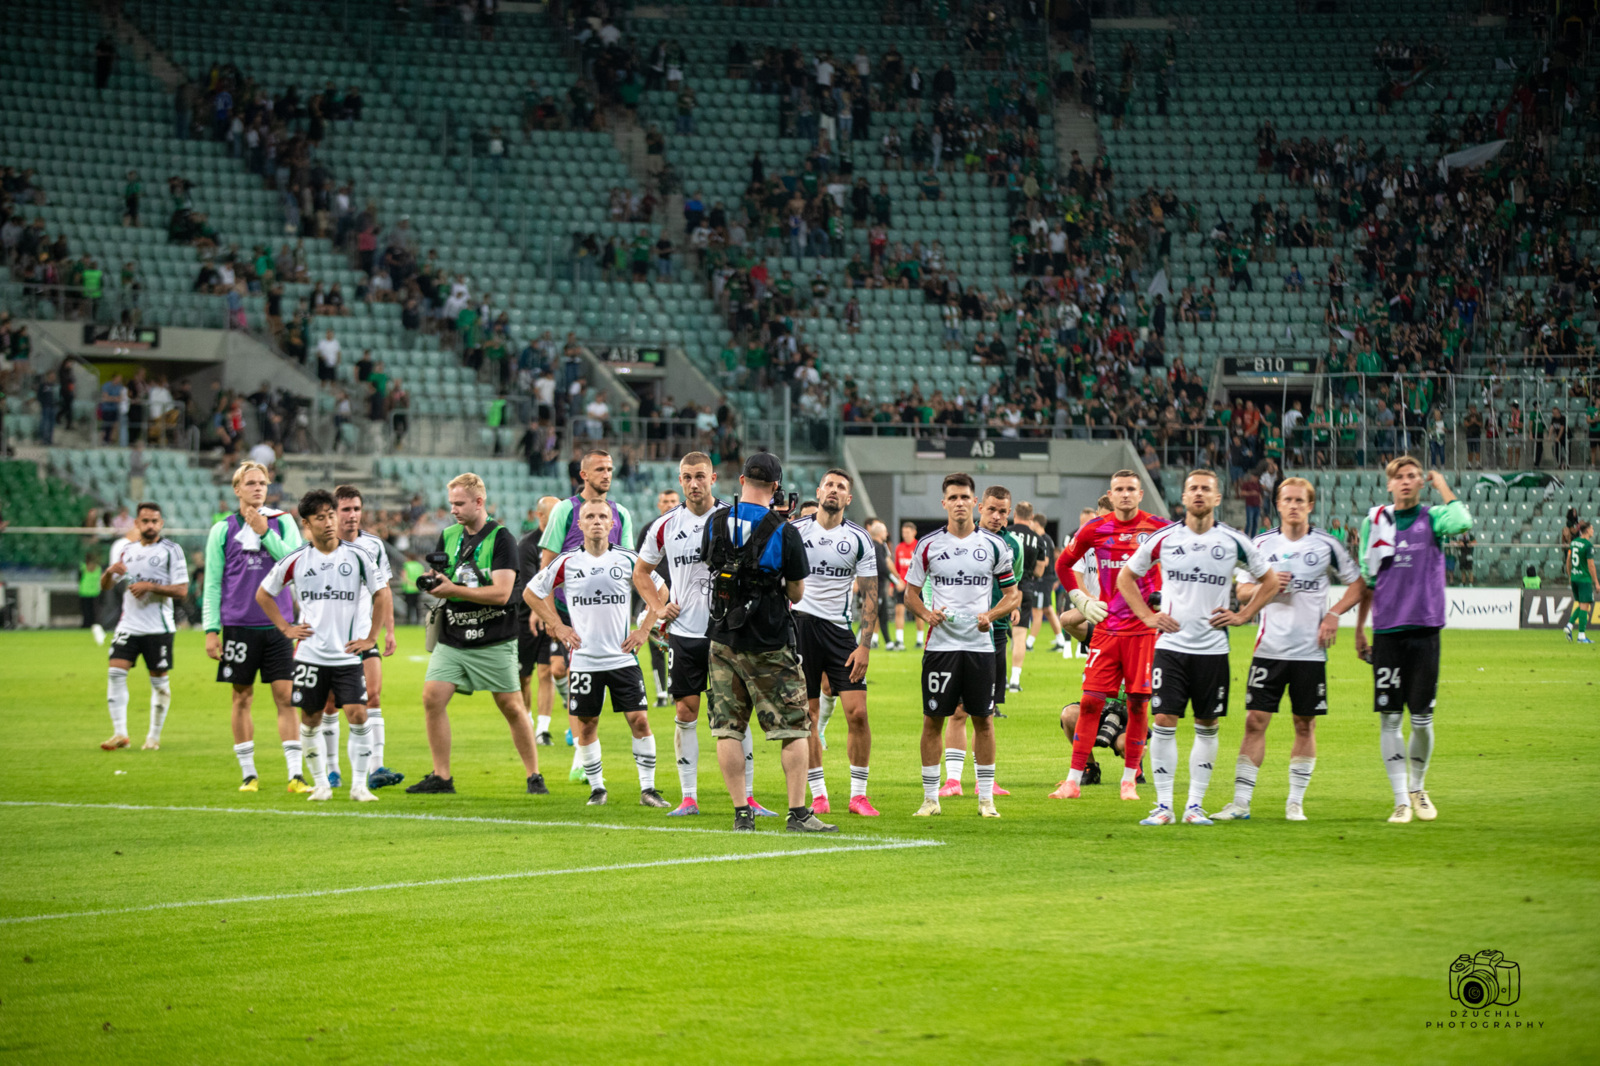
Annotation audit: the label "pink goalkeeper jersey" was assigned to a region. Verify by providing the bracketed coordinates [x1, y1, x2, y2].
[1054, 510, 1170, 634]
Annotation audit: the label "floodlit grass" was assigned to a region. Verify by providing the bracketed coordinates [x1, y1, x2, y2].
[0, 627, 1594, 1064]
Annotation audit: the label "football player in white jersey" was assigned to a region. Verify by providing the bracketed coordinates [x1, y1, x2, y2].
[530, 498, 666, 807]
[792, 469, 880, 816]
[1120, 470, 1278, 826]
[101, 502, 189, 751]
[325, 485, 406, 789]
[255, 490, 384, 802]
[1213, 477, 1364, 822]
[904, 472, 1020, 818]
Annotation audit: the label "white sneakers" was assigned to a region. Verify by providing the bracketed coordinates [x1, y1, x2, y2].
[1388, 803, 1413, 823]
[1285, 802, 1307, 822]
[1212, 802, 1252, 821]
[308, 784, 334, 802]
[350, 784, 379, 803]
[913, 798, 941, 817]
[1409, 790, 1437, 820]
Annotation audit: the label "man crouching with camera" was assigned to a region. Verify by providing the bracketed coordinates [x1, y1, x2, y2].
[408, 472, 545, 795]
[701, 454, 836, 833]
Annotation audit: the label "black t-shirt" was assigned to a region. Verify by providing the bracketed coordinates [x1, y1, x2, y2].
[1009, 522, 1046, 585]
[434, 524, 520, 648]
[700, 503, 809, 653]
[512, 529, 543, 623]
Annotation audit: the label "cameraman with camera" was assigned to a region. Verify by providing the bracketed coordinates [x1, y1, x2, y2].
[699, 454, 835, 833]
[407, 473, 545, 795]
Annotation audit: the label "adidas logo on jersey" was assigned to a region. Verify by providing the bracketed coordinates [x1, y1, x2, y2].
[674, 530, 689, 540]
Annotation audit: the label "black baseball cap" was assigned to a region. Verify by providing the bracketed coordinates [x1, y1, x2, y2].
[742, 452, 782, 484]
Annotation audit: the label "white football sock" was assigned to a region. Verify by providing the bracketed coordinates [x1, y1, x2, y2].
[1233, 753, 1260, 808]
[895, 627, 904, 644]
[579, 741, 604, 790]
[1288, 756, 1315, 807]
[632, 735, 657, 791]
[915, 630, 924, 646]
[975, 763, 996, 803]
[849, 764, 869, 798]
[1151, 724, 1178, 809]
[321, 712, 342, 778]
[147, 675, 171, 741]
[571, 743, 583, 771]
[742, 729, 755, 797]
[1407, 713, 1433, 792]
[349, 721, 372, 786]
[808, 766, 827, 801]
[301, 722, 327, 787]
[535, 713, 551, 736]
[1121, 765, 1138, 785]
[818, 693, 836, 733]
[282, 739, 304, 779]
[921, 764, 940, 800]
[1379, 713, 1408, 804]
[943, 746, 965, 782]
[367, 706, 385, 768]
[106, 667, 130, 737]
[1187, 724, 1220, 810]
[674, 717, 699, 800]
[554, 674, 570, 712]
[1025, 635, 1035, 651]
[234, 741, 258, 780]
[1009, 665, 1022, 685]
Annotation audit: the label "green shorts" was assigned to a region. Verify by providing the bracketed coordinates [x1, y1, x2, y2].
[1574, 580, 1594, 606]
[707, 641, 810, 741]
[426, 640, 519, 695]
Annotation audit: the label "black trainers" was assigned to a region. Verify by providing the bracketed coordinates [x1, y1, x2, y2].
[786, 810, 840, 833]
[586, 787, 608, 806]
[732, 807, 755, 832]
[405, 773, 456, 794]
[526, 773, 548, 795]
[639, 787, 669, 808]
[535, 731, 553, 746]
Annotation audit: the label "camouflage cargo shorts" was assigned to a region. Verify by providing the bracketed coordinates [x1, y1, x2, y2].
[707, 641, 811, 741]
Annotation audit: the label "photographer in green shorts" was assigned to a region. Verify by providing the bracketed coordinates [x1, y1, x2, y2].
[407, 472, 544, 795]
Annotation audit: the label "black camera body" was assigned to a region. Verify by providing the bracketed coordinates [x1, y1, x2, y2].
[415, 551, 452, 594]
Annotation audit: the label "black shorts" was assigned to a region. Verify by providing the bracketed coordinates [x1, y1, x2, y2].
[111, 631, 175, 672]
[991, 628, 1009, 705]
[215, 626, 295, 685]
[1372, 628, 1441, 716]
[795, 612, 866, 699]
[667, 634, 711, 699]
[517, 622, 542, 676]
[291, 661, 367, 711]
[1151, 649, 1231, 719]
[358, 647, 382, 662]
[567, 664, 649, 717]
[1244, 657, 1328, 716]
[922, 649, 995, 719]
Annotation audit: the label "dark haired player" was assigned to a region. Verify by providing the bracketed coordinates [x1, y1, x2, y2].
[101, 502, 188, 752]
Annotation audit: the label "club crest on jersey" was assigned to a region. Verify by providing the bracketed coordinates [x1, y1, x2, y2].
[1137, 532, 1153, 543]
[836, 540, 852, 555]
[1304, 550, 1321, 566]
[609, 566, 626, 580]
[1211, 545, 1228, 560]
[338, 562, 353, 576]
[972, 547, 988, 561]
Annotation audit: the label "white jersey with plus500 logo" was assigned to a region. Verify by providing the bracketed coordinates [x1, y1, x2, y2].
[1125, 520, 1269, 655]
[792, 515, 877, 628]
[259, 542, 383, 666]
[345, 530, 392, 641]
[904, 527, 1017, 654]
[109, 536, 189, 636]
[638, 501, 721, 638]
[1239, 526, 1359, 662]
[531, 546, 647, 671]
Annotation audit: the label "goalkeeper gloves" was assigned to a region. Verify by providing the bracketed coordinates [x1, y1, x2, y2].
[1069, 588, 1109, 624]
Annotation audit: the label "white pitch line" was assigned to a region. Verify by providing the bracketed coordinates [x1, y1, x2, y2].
[0, 841, 940, 926]
[0, 800, 933, 845]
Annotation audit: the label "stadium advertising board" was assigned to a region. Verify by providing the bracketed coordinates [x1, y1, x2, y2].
[1328, 587, 1521, 629]
[1518, 589, 1597, 629]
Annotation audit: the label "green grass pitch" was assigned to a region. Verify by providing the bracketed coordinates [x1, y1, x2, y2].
[0, 626, 1594, 1064]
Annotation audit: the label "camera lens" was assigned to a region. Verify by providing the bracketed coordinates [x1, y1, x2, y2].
[1460, 978, 1488, 1006]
